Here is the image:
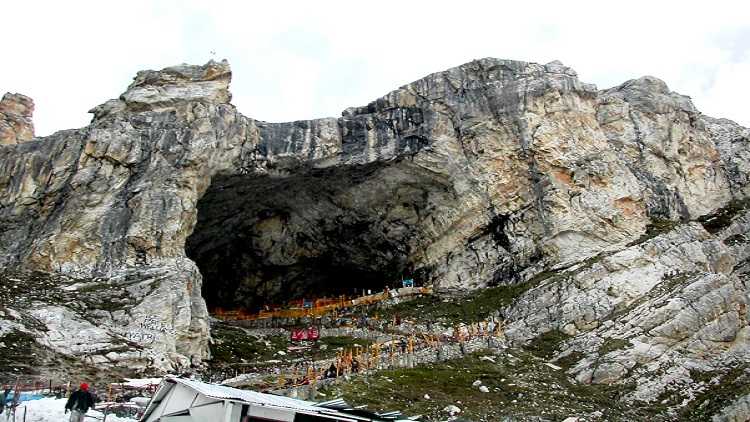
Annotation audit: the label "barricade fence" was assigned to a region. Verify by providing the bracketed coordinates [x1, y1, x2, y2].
[259, 318, 506, 392]
[0, 377, 159, 421]
[212, 287, 432, 322]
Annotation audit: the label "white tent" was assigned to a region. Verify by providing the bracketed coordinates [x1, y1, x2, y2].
[140, 377, 400, 422]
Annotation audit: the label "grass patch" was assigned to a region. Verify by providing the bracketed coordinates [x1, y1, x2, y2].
[525, 270, 557, 285]
[320, 336, 373, 351]
[679, 365, 750, 420]
[659, 271, 697, 292]
[209, 323, 288, 365]
[556, 351, 585, 370]
[0, 330, 41, 374]
[609, 271, 697, 322]
[320, 349, 662, 421]
[598, 338, 630, 356]
[523, 330, 571, 360]
[378, 281, 539, 325]
[0, 329, 114, 385]
[627, 218, 680, 247]
[0, 270, 136, 316]
[208, 323, 372, 371]
[319, 351, 518, 421]
[0, 271, 72, 308]
[724, 233, 747, 245]
[698, 199, 750, 234]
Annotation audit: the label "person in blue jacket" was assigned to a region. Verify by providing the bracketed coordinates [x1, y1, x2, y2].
[0, 386, 10, 415]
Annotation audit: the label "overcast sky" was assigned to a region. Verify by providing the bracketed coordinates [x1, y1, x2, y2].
[3, 0, 749, 136]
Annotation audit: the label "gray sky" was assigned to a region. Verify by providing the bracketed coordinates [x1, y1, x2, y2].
[4, 0, 749, 136]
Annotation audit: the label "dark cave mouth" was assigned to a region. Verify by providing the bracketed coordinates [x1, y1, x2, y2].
[185, 161, 452, 313]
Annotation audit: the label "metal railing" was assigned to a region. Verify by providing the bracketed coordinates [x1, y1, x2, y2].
[212, 287, 432, 321]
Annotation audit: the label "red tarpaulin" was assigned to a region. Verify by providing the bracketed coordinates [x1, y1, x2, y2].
[291, 327, 320, 341]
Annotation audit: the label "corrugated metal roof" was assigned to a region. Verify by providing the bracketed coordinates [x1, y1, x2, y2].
[170, 377, 323, 412]
[141, 377, 389, 422]
[377, 411, 403, 417]
[317, 397, 350, 409]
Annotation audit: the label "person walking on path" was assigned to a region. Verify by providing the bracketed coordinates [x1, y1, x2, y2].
[65, 383, 95, 422]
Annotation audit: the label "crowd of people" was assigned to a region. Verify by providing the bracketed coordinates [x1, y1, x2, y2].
[266, 316, 506, 392]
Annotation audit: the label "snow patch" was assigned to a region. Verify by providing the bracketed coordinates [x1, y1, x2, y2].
[13, 397, 136, 422]
[122, 377, 162, 388]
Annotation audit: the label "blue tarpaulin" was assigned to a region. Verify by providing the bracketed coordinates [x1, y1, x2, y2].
[6, 392, 45, 402]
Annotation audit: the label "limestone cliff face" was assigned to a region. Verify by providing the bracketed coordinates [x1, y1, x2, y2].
[0, 58, 748, 388]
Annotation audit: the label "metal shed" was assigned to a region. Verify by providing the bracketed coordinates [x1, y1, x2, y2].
[140, 377, 406, 422]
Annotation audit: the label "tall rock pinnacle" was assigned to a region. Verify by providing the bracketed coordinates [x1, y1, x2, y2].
[0, 92, 35, 145]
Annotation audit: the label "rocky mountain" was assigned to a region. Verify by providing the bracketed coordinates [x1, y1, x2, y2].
[1, 58, 748, 417]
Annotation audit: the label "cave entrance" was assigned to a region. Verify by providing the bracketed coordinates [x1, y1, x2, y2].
[185, 160, 452, 313]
